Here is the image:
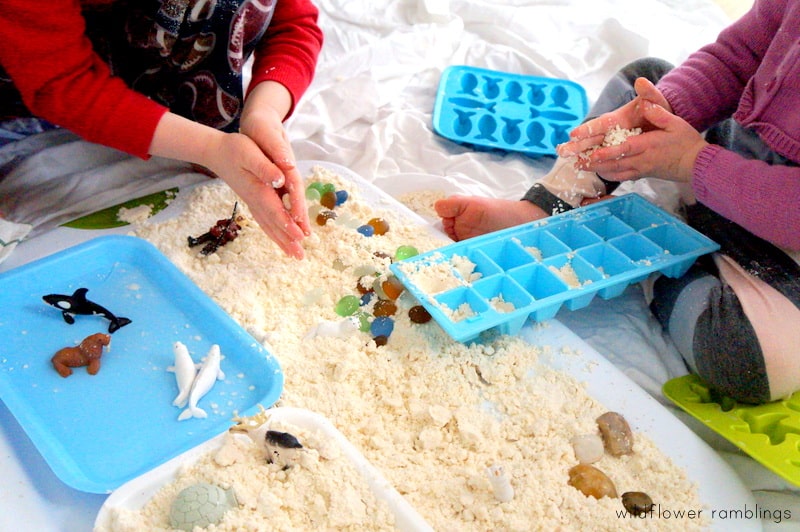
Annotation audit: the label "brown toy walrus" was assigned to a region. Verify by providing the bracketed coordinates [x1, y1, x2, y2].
[51, 333, 111, 378]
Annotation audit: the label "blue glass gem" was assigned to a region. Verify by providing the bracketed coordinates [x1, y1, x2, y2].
[370, 316, 394, 338]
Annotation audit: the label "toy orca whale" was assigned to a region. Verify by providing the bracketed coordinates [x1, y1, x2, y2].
[42, 287, 132, 333]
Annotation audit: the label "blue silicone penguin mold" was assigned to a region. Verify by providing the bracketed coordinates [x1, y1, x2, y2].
[433, 65, 589, 156]
[390, 194, 719, 343]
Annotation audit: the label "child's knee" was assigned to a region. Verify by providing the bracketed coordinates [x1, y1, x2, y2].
[692, 309, 771, 404]
[618, 58, 675, 85]
[653, 271, 772, 404]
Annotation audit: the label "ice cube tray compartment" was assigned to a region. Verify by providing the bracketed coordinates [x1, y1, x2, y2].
[390, 194, 719, 342]
[664, 374, 800, 486]
[432, 65, 589, 156]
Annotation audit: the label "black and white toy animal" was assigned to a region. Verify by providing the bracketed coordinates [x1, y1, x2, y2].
[265, 430, 304, 470]
[43, 287, 132, 333]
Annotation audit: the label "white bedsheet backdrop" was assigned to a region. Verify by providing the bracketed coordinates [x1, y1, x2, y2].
[290, 0, 719, 201]
[2, 0, 800, 529]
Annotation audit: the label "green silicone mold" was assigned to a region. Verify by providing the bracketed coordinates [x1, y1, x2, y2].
[664, 374, 800, 486]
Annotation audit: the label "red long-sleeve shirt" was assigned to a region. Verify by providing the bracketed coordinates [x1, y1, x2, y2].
[0, 0, 322, 159]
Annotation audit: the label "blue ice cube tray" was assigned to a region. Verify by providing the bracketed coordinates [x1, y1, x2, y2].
[432, 65, 589, 156]
[391, 194, 719, 343]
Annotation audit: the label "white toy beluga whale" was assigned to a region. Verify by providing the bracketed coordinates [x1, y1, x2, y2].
[168, 341, 198, 408]
[177, 344, 225, 421]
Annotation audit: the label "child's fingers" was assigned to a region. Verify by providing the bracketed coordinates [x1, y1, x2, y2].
[570, 114, 623, 140]
[633, 77, 659, 101]
[558, 112, 631, 156]
[556, 135, 604, 157]
[283, 168, 312, 235]
[640, 99, 674, 129]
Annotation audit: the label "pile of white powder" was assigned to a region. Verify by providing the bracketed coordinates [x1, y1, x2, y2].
[103, 417, 396, 531]
[113, 165, 707, 531]
[578, 124, 642, 163]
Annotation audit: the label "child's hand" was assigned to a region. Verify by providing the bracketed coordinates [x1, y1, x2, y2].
[150, 102, 310, 260]
[556, 77, 706, 184]
[204, 132, 309, 259]
[239, 81, 311, 246]
[570, 100, 707, 185]
[557, 78, 671, 157]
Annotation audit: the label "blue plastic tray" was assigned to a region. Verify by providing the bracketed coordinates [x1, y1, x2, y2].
[0, 235, 283, 493]
[432, 65, 588, 156]
[391, 194, 719, 343]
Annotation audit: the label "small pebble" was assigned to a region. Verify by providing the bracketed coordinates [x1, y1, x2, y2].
[570, 434, 604, 464]
[596, 411, 634, 456]
[371, 278, 389, 299]
[337, 212, 362, 229]
[356, 276, 374, 295]
[308, 204, 324, 219]
[622, 491, 654, 516]
[568, 464, 617, 499]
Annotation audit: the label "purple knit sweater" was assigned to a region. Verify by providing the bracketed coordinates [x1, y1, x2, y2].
[657, 0, 800, 251]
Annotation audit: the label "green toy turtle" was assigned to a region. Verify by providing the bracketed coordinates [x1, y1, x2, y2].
[169, 482, 238, 531]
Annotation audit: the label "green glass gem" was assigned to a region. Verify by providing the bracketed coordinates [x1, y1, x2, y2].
[334, 295, 360, 317]
[355, 311, 371, 332]
[395, 245, 419, 260]
[305, 187, 321, 201]
[319, 183, 336, 195]
[307, 182, 325, 194]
